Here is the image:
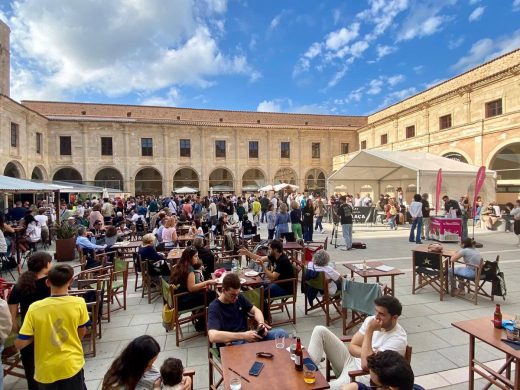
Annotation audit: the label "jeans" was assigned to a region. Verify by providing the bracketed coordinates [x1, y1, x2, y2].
[21, 343, 38, 390]
[261, 209, 267, 223]
[387, 216, 396, 229]
[268, 283, 291, 298]
[291, 223, 303, 240]
[303, 225, 313, 242]
[308, 326, 368, 388]
[314, 216, 323, 231]
[422, 217, 430, 239]
[448, 266, 476, 289]
[342, 224, 352, 249]
[409, 217, 423, 243]
[268, 228, 275, 240]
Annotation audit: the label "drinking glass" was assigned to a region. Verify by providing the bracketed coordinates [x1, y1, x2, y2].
[303, 363, 317, 384]
[275, 334, 285, 349]
[230, 377, 241, 390]
[290, 343, 297, 360]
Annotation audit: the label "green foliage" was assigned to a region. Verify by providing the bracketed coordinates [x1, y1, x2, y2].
[55, 221, 78, 239]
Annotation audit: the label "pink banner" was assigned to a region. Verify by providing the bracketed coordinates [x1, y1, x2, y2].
[472, 166, 486, 218]
[435, 168, 442, 212]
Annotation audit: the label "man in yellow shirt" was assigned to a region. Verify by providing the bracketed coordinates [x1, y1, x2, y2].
[16, 264, 89, 389]
[252, 197, 262, 230]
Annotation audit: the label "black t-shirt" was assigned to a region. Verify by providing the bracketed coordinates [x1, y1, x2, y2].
[8, 277, 51, 321]
[268, 254, 294, 294]
[208, 295, 253, 333]
[339, 203, 353, 225]
[421, 199, 430, 218]
[444, 200, 462, 216]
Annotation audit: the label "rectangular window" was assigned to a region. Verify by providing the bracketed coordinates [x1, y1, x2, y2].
[380, 134, 388, 145]
[360, 140, 367, 150]
[341, 143, 349, 154]
[215, 140, 226, 158]
[60, 136, 72, 156]
[36, 132, 42, 154]
[312, 142, 320, 159]
[249, 141, 258, 158]
[485, 99, 502, 118]
[439, 114, 452, 130]
[281, 142, 290, 158]
[405, 125, 415, 139]
[141, 138, 153, 156]
[10, 123, 18, 147]
[101, 137, 113, 156]
[180, 139, 191, 157]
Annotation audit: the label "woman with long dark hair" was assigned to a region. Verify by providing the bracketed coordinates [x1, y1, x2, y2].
[170, 247, 217, 312]
[8, 251, 52, 390]
[102, 335, 191, 390]
[302, 198, 315, 243]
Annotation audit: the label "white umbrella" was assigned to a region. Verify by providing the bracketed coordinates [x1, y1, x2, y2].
[174, 186, 198, 194]
[259, 184, 275, 191]
[273, 183, 288, 191]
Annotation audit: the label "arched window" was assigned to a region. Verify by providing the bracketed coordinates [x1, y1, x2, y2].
[306, 169, 326, 194]
[384, 185, 395, 195]
[209, 168, 234, 192]
[490, 143, 520, 181]
[443, 152, 468, 163]
[4, 161, 23, 178]
[53, 167, 83, 183]
[273, 168, 296, 185]
[95, 168, 124, 190]
[31, 167, 45, 180]
[242, 169, 266, 192]
[135, 168, 162, 196]
[173, 168, 199, 191]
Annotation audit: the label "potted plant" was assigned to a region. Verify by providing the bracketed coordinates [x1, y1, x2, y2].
[54, 221, 78, 262]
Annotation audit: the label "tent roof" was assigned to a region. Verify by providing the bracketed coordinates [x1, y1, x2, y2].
[0, 175, 61, 192]
[328, 150, 496, 182]
[39, 180, 122, 194]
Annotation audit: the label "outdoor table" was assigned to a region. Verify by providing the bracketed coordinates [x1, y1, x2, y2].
[452, 316, 520, 389]
[111, 240, 143, 250]
[343, 261, 404, 296]
[212, 268, 264, 289]
[220, 339, 329, 390]
[177, 234, 196, 247]
[283, 241, 304, 263]
[166, 248, 183, 262]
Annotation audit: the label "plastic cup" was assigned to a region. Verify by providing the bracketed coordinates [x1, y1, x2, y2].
[303, 363, 316, 384]
[290, 343, 297, 360]
[275, 334, 285, 349]
[230, 377, 241, 390]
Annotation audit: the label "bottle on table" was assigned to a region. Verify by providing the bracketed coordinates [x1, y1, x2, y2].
[294, 337, 303, 371]
[493, 304, 502, 329]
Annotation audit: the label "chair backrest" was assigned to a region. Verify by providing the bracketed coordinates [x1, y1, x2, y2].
[404, 345, 413, 363]
[413, 251, 443, 270]
[161, 278, 174, 307]
[304, 265, 326, 290]
[241, 286, 264, 312]
[342, 279, 382, 315]
[113, 257, 128, 273]
[481, 255, 499, 282]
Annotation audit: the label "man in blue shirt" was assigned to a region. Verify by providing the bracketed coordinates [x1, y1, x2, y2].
[76, 227, 106, 268]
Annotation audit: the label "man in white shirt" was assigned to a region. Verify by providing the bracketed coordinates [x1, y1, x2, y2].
[354, 194, 363, 207]
[271, 196, 278, 211]
[408, 194, 423, 244]
[308, 296, 407, 388]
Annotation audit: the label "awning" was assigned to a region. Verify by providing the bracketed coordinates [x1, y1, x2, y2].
[0, 176, 61, 193]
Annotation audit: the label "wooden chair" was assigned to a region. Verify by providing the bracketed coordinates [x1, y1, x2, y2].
[161, 279, 207, 346]
[69, 288, 101, 357]
[133, 253, 143, 292]
[412, 251, 448, 301]
[183, 369, 196, 390]
[452, 259, 484, 305]
[2, 324, 25, 380]
[215, 254, 242, 271]
[108, 257, 129, 312]
[303, 266, 342, 326]
[341, 279, 382, 335]
[266, 264, 300, 326]
[74, 266, 112, 323]
[139, 258, 162, 304]
[207, 308, 223, 390]
[325, 336, 413, 382]
[477, 255, 500, 301]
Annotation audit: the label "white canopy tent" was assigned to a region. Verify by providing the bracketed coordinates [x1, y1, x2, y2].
[327, 150, 496, 204]
[173, 186, 198, 194]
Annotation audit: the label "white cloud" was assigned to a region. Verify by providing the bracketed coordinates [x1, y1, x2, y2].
[325, 23, 360, 50]
[468, 6, 485, 22]
[376, 45, 397, 59]
[387, 74, 405, 86]
[305, 42, 322, 59]
[452, 29, 520, 71]
[6, 0, 257, 102]
[367, 78, 384, 95]
[397, 1, 455, 41]
[513, 0, 520, 11]
[380, 86, 417, 107]
[346, 87, 364, 103]
[327, 65, 349, 88]
[468, 0, 481, 4]
[333, 8, 341, 24]
[350, 40, 369, 57]
[448, 36, 464, 49]
[141, 87, 181, 107]
[269, 14, 282, 30]
[357, 0, 409, 39]
[257, 99, 282, 112]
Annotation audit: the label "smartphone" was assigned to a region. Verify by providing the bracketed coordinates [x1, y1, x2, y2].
[302, 357, 318, 370]
[248, 361, 264, 376]
[256, 325, 266, 336]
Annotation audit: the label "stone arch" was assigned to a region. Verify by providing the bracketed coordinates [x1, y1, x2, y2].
[489, 141, 520, 181]
[273, 168, 297, 185]
[31, 166, 48, 180]
[94, 167, 124, 190]
[135, 167, 163, 196]
[52, 167, 83, 183]
[3, 160, 26, 178]
[173, 167, 200, 191]
[209, 167, 234, 192]
[242, 168, 266, 192]
[442, 150, 470, 164]
[305, 168, 326, 194]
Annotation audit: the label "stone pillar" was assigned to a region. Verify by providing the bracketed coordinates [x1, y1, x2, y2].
[162, 127, 169, 195]
[200, 127, 207, 194]
[123, 126, 133, 194]
[234, 128, 240, 194]
[0, 20, 10, 97]
[81, 124, 88, 183]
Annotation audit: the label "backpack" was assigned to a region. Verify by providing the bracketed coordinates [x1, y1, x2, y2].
[491, 266, 507, 300]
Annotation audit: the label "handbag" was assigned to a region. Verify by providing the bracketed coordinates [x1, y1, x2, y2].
[162, 303, 176, 331]
[427, 243, 443, 253]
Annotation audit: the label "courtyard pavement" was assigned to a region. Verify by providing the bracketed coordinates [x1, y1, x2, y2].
[4, 219, 519, 390]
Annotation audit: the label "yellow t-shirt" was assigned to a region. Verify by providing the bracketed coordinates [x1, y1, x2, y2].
[252, 201, 261, 214]
[18, 295, 89, 384]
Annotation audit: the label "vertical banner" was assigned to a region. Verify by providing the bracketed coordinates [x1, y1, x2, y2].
[435, 168, 442, 213]
[472, 166, 486, 218]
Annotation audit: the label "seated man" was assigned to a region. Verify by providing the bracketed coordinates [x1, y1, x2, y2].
[343, 350, 424, 390]
[207, 273, 287, 346]
[308, 296, 407, 388]
[76, 227, 106, 268]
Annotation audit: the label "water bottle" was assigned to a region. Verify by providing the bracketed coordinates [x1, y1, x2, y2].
[232, 259, 238, 273]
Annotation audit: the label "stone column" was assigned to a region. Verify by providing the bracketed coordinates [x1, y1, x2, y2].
[162, 126, 169, 195]
[81, 124, 88, 183]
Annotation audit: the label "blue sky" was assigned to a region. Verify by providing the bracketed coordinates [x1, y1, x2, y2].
[1, 0, 519, 116]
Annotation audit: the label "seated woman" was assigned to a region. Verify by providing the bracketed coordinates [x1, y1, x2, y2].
[481, 202, 501, 230]
[102, 335, 191, 390]
[19, 214, 42, 252]
[306, 249, 343, 296]
[448, 237, 482, 295]
[138, 233, 170, 278]
[170, 247, 217, 330]
[89, 203, 104, 230]
[162, 216, 178, 249]
[90, 220, 106, 245]
[193, 236, 214, 280]
[216, 214, 237, 251]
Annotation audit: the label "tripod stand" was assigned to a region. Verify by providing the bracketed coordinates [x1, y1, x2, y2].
[330, 221, 340, 248]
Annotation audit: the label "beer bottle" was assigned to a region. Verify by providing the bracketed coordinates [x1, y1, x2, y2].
[294, 337, 303, 371]
[493, 304, 502, 329]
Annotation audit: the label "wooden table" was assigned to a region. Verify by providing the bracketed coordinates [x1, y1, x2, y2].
[220, 339, 329, 389]
[212, 269, 264, 289]
[177, 234, 196, 247]
[166, 248, 183, 261]
[452, 316, 520, 389]
[343, 261, 404, 296]
[283, 241, 304, 263]
[111, 240, 143, 250]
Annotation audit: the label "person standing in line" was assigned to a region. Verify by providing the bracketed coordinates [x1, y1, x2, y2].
[510, 199, 520, 247]
[339, 196, 353, 251]
[260, 194, 270, 223]
[459, 195, 470, 240]
[421, 193, 431, 240]
[408, 194, 423, 244]
[290, 201, 303, 240]
[266, 204, 277, 240]
[314, 196, 326, 233]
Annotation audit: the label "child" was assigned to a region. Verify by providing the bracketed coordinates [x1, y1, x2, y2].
[160, 358, 185, 389]
[193, 259, 205, 284]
